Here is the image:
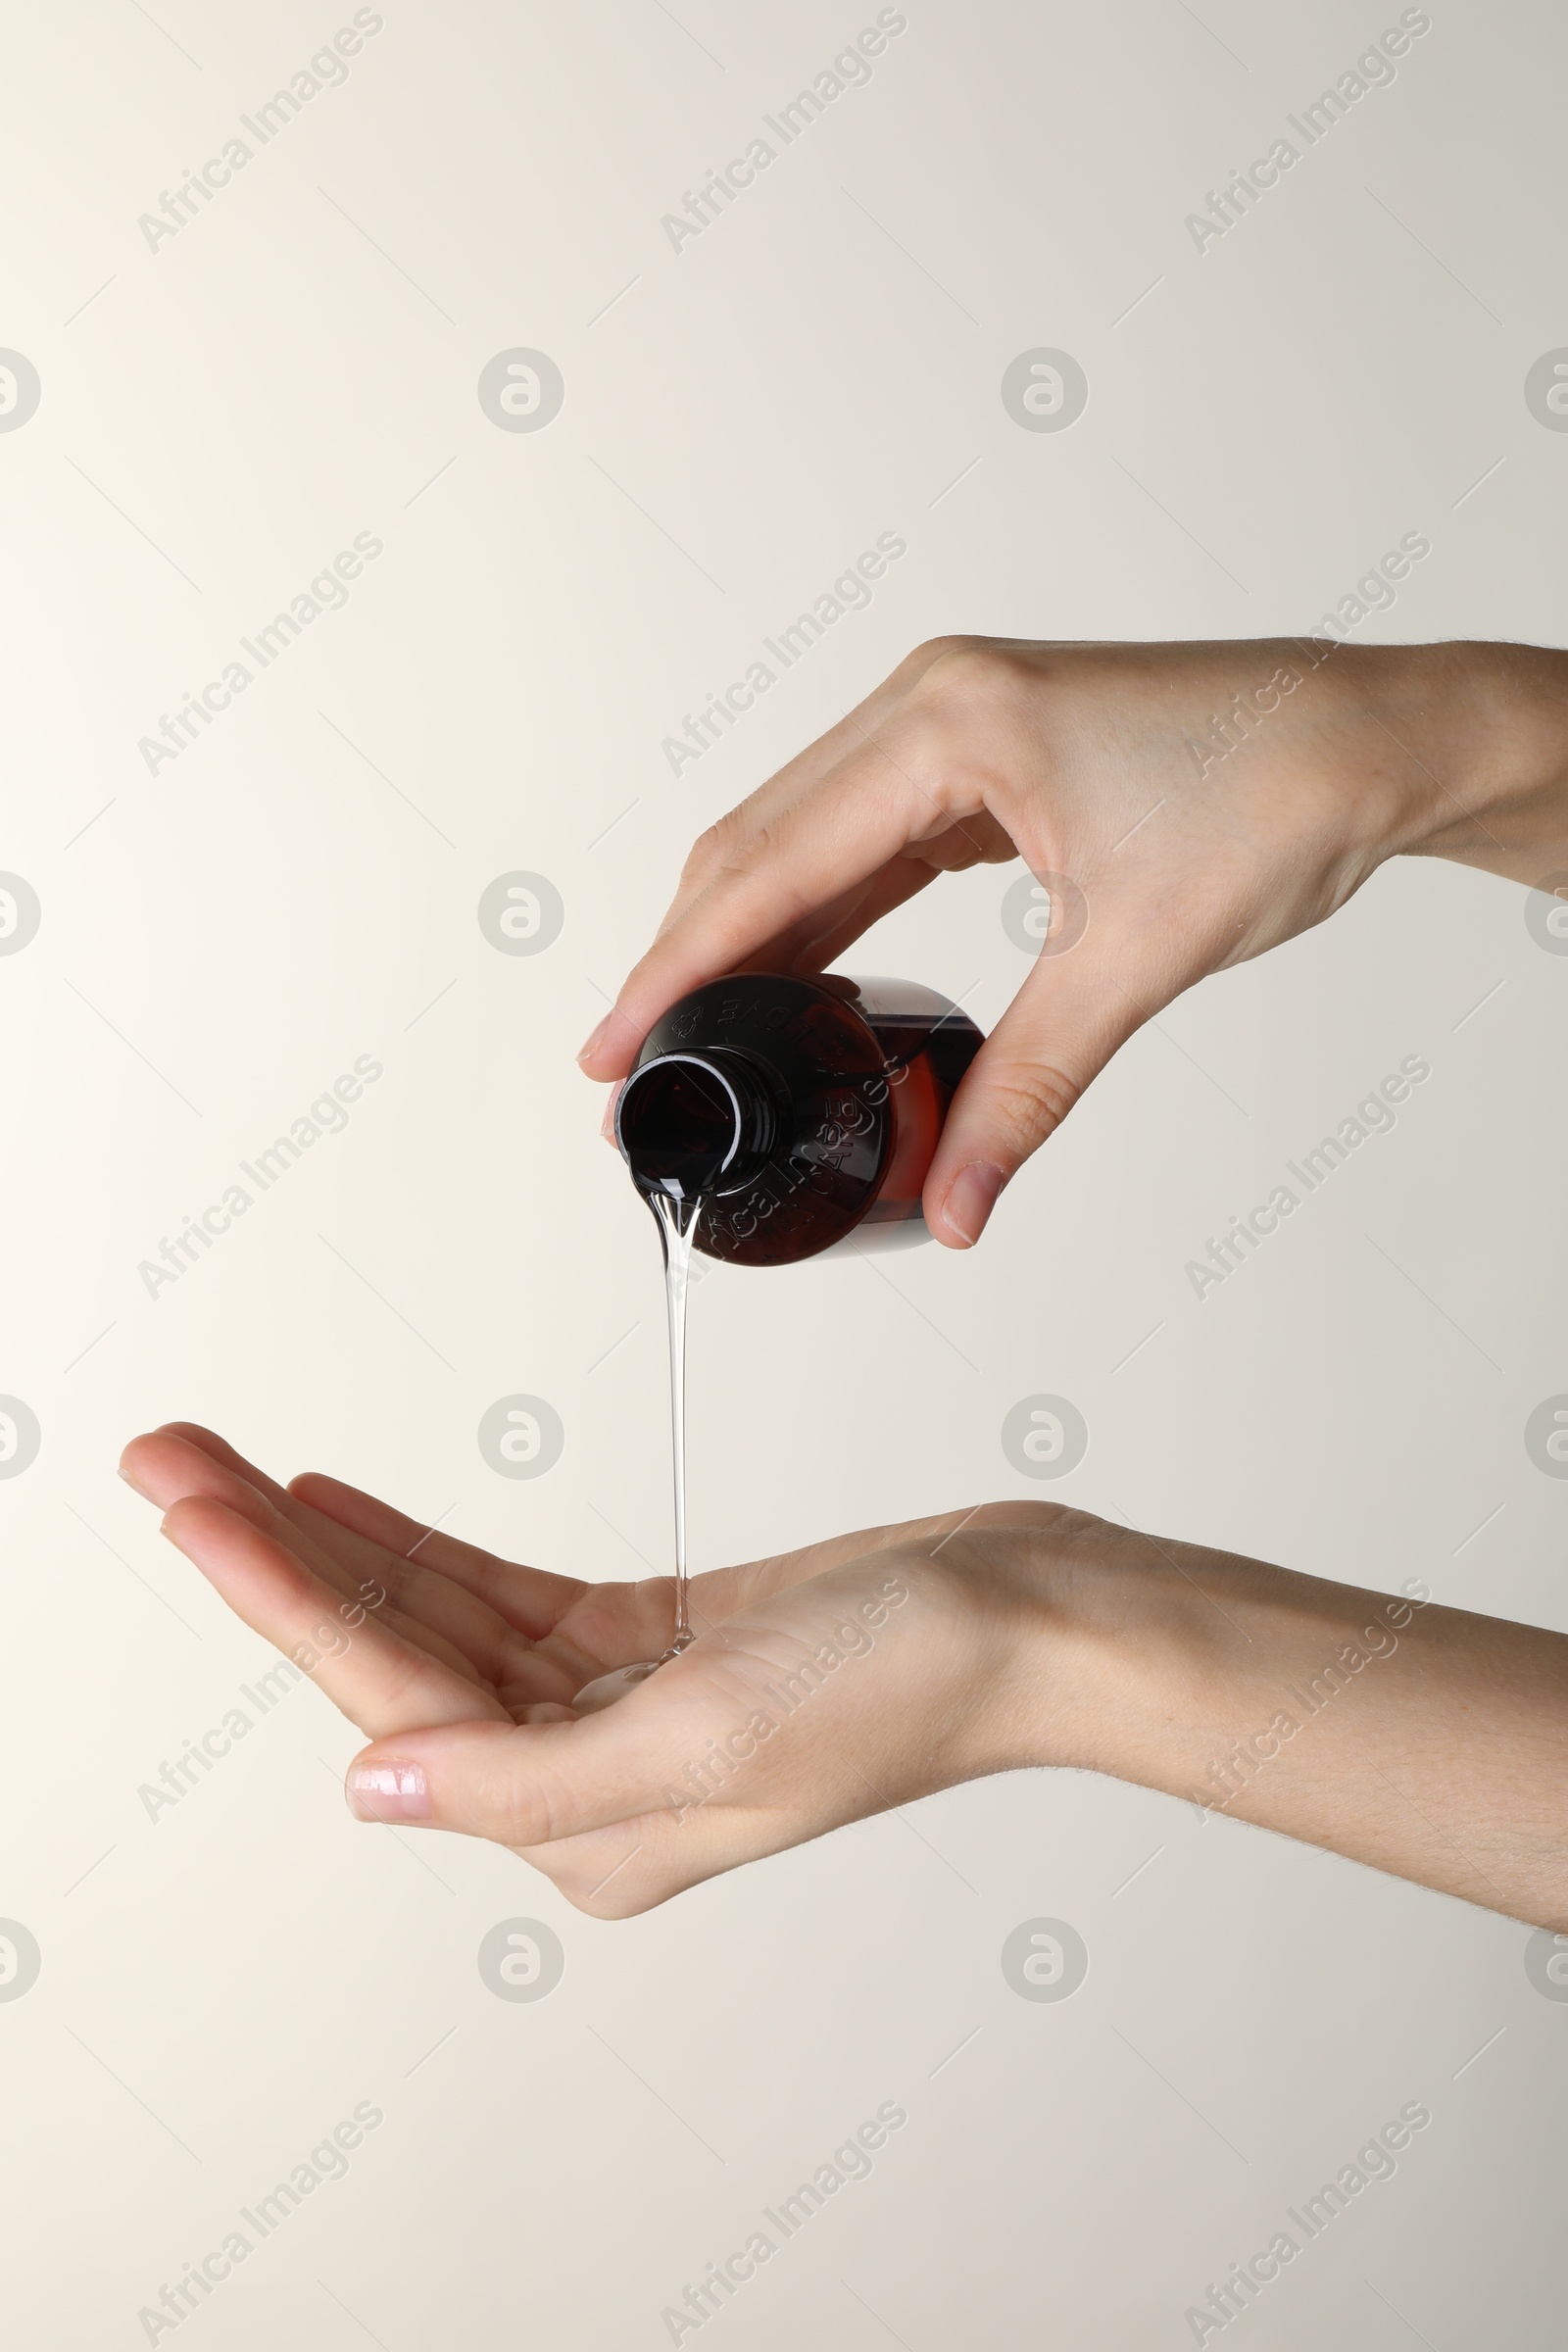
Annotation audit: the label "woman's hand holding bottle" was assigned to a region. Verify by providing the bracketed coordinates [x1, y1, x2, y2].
[580, 636, 1568, 1244]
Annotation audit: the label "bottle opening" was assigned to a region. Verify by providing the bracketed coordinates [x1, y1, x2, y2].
[616, 1053, 769, 1199]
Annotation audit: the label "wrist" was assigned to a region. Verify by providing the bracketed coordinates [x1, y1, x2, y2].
[1285, 640, 1505, 866]
[997, 1514, 1213, 1780]
[1270, 639, 1568, 876]
[954, 1511, 1568, 1929]
[1397, 639, 1568, 880]
[955, 1508, 1219, 1780]
[1000, 1508, 1431, 1817]
[988, 1507, 1302, 1793]
[1305, 637, 1568, 873]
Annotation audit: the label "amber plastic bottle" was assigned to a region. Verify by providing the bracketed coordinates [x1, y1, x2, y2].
[613, 973, 983, 1266]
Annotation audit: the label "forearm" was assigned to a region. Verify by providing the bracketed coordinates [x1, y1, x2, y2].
[1022, 1520, 1568, 1928]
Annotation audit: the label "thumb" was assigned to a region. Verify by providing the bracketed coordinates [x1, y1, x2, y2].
[925, 930, 1152, 1247]
[341, 1666, 740, 1844]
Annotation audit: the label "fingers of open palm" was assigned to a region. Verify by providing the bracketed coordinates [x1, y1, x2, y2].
[125, 1427, 392, 1619]
[288, 1469, 584, 1639]
[137, 1421, 296, 1500]
[124, 1431, 508, 1690]
[289, 1470, 621, 1709]
[133, 1426, 441, 1638]
[584, 723, 997, 1076]
[282, 1475, 659, 1704]
[161, 1494, 510, 1736]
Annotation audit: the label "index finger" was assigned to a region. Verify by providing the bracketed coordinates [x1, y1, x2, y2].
[578, 716, 992, 1079]
[161, 1494, 510, 1738]
[649, 634, 972, 942]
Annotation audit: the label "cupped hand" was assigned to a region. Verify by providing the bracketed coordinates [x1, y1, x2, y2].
[118, 1425, 1075, 1915]
[578, 635, 1480, 1245]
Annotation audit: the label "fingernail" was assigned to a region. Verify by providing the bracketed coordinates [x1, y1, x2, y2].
[577, 1015, 611, 1064]
[942, 1161, 1006, 1246]
[118, 1465, 148, 1497]
[600, 1084, 622, 1146]
[348, 1764, 431, 1821]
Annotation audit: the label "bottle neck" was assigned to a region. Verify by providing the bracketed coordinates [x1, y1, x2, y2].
[614, 1048, 784, 1200]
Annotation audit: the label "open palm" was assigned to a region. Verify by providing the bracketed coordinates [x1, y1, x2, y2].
[119, 1424, 1033, 1912]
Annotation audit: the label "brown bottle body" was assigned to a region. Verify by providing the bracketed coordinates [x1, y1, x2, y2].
[615, 973, 983, 1267]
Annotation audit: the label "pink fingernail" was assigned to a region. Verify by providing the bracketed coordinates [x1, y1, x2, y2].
[600, 1083, 622, 1146]
[577, 1015, 611, 1063]
[348, 1764, 430, 1820]
[942, 1161, 1006, 1246]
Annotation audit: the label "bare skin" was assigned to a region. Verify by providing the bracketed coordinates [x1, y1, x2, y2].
[119, 1424, 1568, 1928]
[578, 636, 1568, 1243]
[121, 639, 1568, 1923]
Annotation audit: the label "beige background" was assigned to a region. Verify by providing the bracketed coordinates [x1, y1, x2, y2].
[2, 0, 1565, 2343]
